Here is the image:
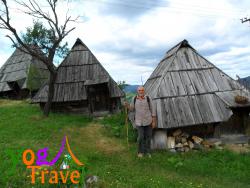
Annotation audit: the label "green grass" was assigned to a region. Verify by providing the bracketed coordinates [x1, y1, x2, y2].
[0, 100, 250, 188]
[125, 92, 136, 103]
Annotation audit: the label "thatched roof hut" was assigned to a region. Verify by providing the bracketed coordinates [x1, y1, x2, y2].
[144, 40, 250, 136]
[32, 38, 125, 115]
[0, 47, 49, 98]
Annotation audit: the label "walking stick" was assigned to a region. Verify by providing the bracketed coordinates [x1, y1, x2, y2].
[125, 102, 129, 148]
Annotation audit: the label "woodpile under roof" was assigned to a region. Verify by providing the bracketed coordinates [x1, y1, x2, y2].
[144, 39, 250, 129]
[32, 38, 124, 103]
[0, 47, 49, 94]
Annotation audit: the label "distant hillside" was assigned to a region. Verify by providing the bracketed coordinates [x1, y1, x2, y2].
[123, 85, 139, 93]
[239, 76, 250, 89]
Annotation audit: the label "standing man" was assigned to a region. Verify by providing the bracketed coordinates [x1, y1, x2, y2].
[125, 86, 156, 158]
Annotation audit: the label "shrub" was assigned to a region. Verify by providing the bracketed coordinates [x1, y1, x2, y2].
[100, 112, 137, 142]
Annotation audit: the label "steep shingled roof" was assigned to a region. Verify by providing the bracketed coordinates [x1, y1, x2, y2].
[0, 47, 49, 93]
[144, 40, 250, 129]
[32, 38, 125, 102]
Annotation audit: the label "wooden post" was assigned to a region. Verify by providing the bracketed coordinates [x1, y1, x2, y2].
[243, 109, 250, 134]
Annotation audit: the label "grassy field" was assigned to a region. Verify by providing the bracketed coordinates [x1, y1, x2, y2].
[0, 100, 250, 188]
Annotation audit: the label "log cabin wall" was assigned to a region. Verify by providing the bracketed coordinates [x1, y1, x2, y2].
[39, 101, 90, 114]
[0, 88, 30, 99]
[110, 97, 122, 113]
[214, 107, 250, 136]
[39, 97, 122, 115]
[87, 83, 110, 113]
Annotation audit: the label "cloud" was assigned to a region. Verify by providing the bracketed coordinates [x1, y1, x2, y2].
[97, 52, 155, 85]
[208, 45, 250, 79]
[0, 0, 250, 84]
[95, 0, 169, 19]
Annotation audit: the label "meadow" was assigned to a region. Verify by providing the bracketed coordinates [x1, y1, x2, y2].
[0, 100, 249, 188]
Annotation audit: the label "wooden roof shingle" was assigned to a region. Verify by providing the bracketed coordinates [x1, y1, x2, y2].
[0, 47, 49, 93]
[32, 38, 125, 103]
[144, 39, 250, 129]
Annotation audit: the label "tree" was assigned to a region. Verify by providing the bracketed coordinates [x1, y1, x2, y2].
[117, 80, 129, 91]
[21, 20, 69, 59]
[0, 0, 78, 116]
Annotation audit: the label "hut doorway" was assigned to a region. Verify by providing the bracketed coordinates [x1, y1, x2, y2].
[87, 83, 110, 113]
[214, 106, 250, 136]
[7, 81, 20, 96]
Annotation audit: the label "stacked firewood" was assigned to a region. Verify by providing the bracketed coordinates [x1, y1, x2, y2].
[167, 129, 215, 152]
[234, 95, 249, 104]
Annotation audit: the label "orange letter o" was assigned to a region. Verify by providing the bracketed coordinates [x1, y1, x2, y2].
[23, 149, 35, 166]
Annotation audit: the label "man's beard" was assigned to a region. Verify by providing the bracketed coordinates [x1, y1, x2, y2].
[138, 93, 144, 97]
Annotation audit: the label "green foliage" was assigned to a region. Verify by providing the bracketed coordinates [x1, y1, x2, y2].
[21, 20, 69, 59]
[125, 92, 136, 103]
[117, 81, 129, 91]
[167, 156, 184, 170]
[99, 112, 137, 142]
[26, 64, 45, 91]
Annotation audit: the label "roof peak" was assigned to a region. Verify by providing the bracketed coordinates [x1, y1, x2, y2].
[164, 39, 195, 58]
[180, 39, 189, 47]
[170, 39, 190, 50]
[72, 38, 89, 50]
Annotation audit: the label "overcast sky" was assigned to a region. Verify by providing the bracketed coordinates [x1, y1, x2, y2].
[0, 0, 250, 84]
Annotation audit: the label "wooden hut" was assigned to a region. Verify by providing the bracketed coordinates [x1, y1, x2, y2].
[32, 38, 125, 115]
[0, 47, 49, 99]
[144, 40, 250, 147]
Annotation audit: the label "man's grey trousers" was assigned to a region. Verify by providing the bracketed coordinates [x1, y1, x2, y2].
[137, 125, 152, 154]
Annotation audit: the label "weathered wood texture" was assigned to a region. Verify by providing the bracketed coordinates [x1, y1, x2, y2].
[144, 39, 250, 129]
[155, 94, 233, 128]
[0, 47, 49, 96]
[32, 38, 125, 103]
[40, 100, 90, 114]
[151, 130, 168, 150]
[215, 89, 250, 108]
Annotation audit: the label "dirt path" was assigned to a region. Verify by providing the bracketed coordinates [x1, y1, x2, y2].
[63, 123, 127, 155]
[0, 99, 24, 107]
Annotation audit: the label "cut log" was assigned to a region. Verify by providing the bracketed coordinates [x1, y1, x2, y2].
[173, 129, 182, 137]
[201, 140, 213, 148]
[181, 137, 187, 143]
[167, 136, 175, 149]
[188, 141, 194, 149]
[181, 132, 190, 138]
[183, 142, 189, 147]
[175, 143, 183, 148]
[192, 136, 203, 144]
[175, 136, 182, 144]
